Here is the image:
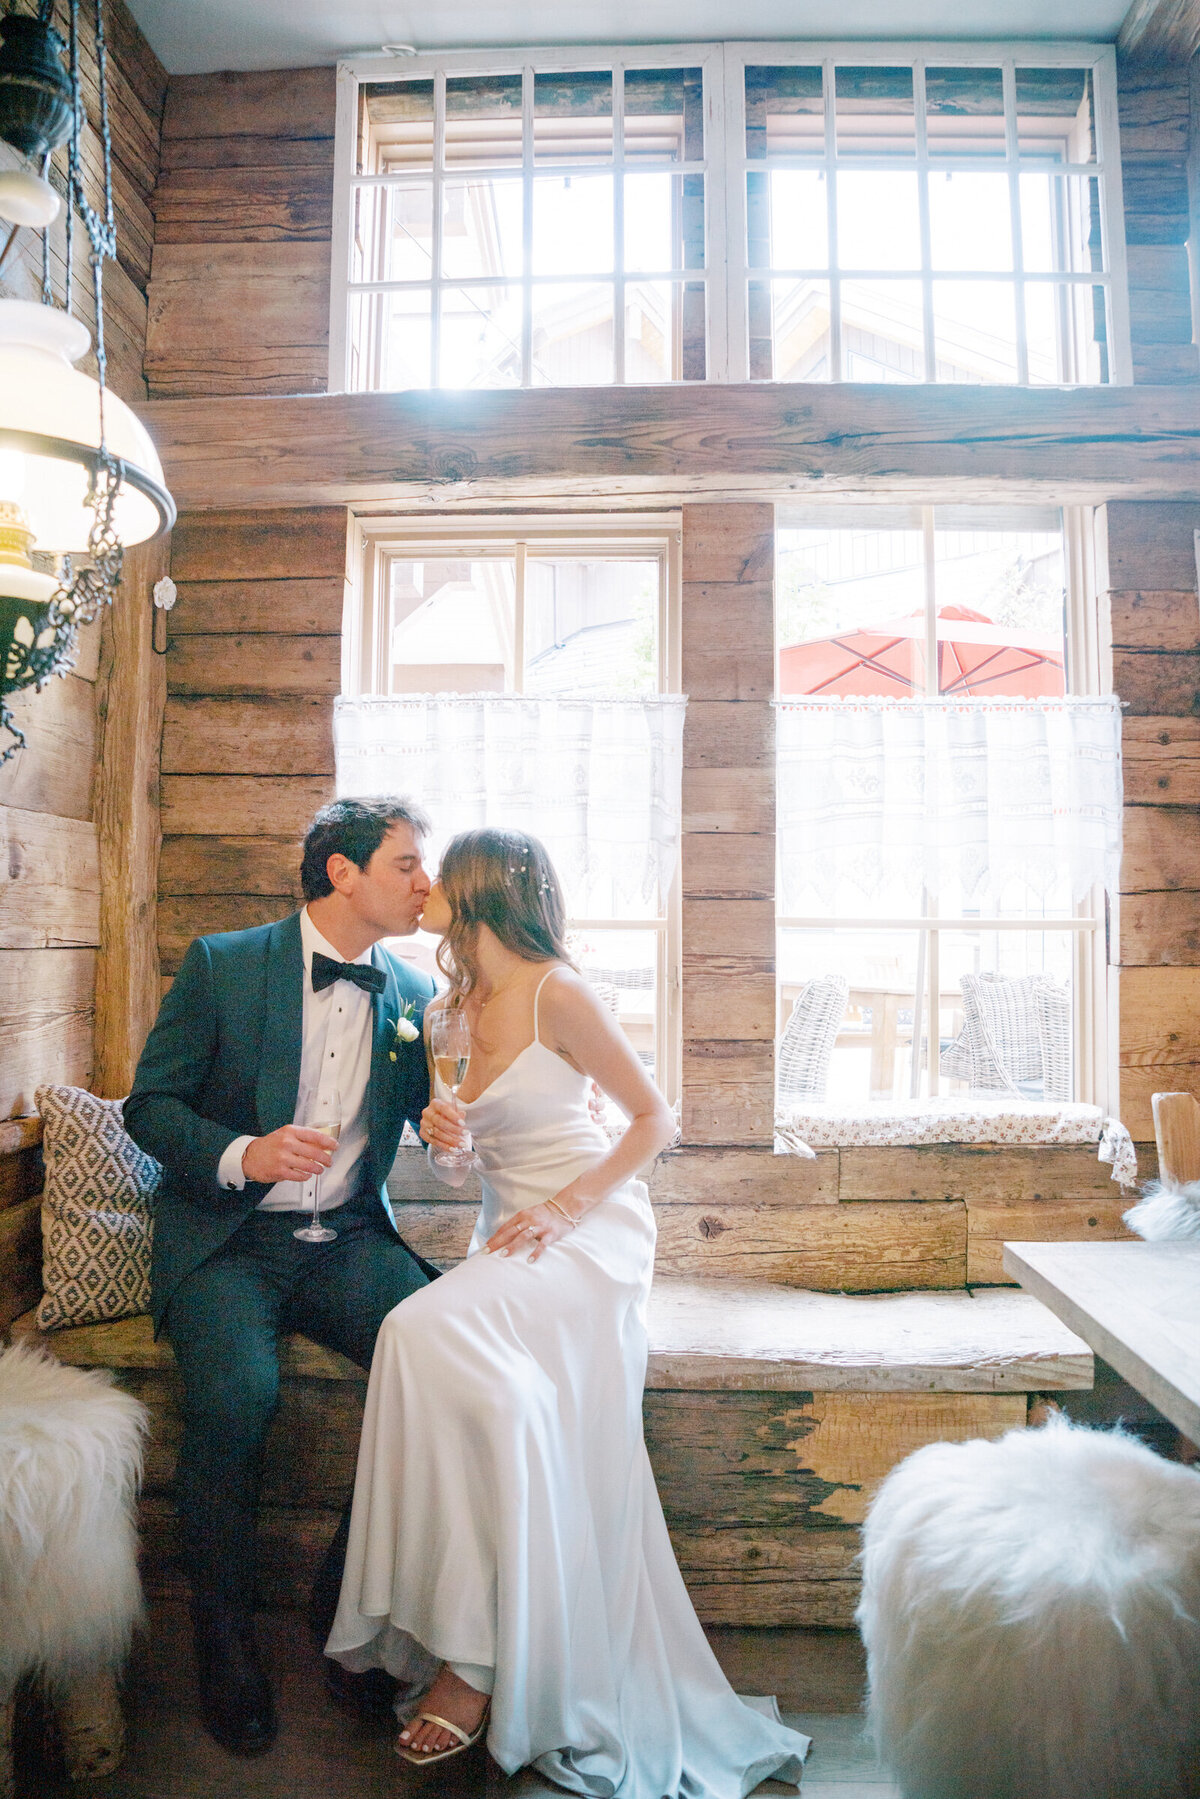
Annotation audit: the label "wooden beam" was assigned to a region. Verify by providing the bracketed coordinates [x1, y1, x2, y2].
[1118, 0, 1200, 61]
[136, 385, 1200, 513]
[94, 539, 170, 1098]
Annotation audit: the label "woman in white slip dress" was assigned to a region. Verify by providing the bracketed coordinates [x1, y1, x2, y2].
[327, 828, 809, 1794]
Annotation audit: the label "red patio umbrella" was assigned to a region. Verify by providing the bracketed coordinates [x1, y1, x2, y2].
[779, 604, 1065, 699]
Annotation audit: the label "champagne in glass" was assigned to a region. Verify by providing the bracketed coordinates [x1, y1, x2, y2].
[294, 1090, 341, 1243]
[431, 1008, 474, 1169]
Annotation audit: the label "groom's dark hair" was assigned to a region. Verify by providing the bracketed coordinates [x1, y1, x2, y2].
[301, 797, 432, 900]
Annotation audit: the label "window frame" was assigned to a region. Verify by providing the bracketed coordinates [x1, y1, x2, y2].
[773, 501, 1111, 1110]
[331, 39, 1131, 392]
[345, 511, 684, 1107]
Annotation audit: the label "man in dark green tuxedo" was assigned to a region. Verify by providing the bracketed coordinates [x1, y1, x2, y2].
[125, 797, 440, 1756]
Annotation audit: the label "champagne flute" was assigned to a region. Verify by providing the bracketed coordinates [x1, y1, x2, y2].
[431, 1009, 474, 1169]
[294, 1089, 341, 1243]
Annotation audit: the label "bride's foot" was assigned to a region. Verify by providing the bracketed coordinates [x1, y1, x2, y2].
[398, 1665, 489, 1758]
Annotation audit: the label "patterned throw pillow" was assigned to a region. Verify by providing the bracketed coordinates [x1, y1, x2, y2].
[35, 1085, 161, 1331]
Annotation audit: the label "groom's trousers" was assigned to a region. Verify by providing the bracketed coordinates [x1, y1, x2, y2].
[162, 1193, 430, 1622]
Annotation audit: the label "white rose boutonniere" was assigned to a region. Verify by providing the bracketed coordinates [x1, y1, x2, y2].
[388, 1002, 421, 1062]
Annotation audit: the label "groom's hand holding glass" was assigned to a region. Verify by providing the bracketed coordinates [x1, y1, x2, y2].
[240, 1125, 337, 1184]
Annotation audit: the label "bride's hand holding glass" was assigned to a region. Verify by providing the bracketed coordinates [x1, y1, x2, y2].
[420, 1096, 471, 1157]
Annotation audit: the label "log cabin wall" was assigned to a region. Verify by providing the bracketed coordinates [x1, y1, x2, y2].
[0, 1, 166, 1122]
[1117, 54, 1200, 383]
[146, 69, 336, 398]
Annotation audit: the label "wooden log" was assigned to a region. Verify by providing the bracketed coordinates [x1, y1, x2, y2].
[167, 633, 341, 696]
[1102, 501, 1200, 591]
[0, 1117, 42, 1157]
[94, 540, 169, 1099]
[158, 835, 302, 899]
[1121, 803, 1200, 891]
[682, 964, 775, 1040]
[682, 899, 774, 959]
[1116, 61, 1191, 155]
[679, 583, 775, 652]
[0, 1142, 41, 1209]
[170, 510, 348, 583]
[0, 676, 95, 820]
[1128, 281, 1194, 345]
[683, 702, 773, 768]
[1118, 0, 1200, 61]
[650, 1200, 965, 1290]
[152, 163, 334, 244]
[644, 1389, 1025, 1531]
[0, 1196, 42, 1333]
[838, 1142, 1119, 1204]
[1122, 1065, 1200, 1143]
[1123, 718, 1200, 804]
[666, 1525, 861, 1627]
[160, 775, 333, 837]
[0, 948, 95, 1118]
[0, 809, 98, 949]
[1133, 344, 1200, 384]
[681, 505, 774, 583]
[1121, 163, 1192, 244]
[682, 769, 774, 836]
[135, 386, 1200, 512]
[1110, 592, 1200, 653]
[169, 576, 345, 635]
[161, 67, 337, 146]
[681, 1041, 775, 1146]
[1151, 1088, 1200, 1184]
[1112, 648, 1200, 716]
[1118, 889, 1200, 965]
[158, 894, 294, 973]
[681, 834, 773, 900]
[649, 1146, 839, 1206]
[162, 696, 335, 775]
[681, 650, 774, 702]
[966, 1198, 1135, 1285]
[145, 241, 330, 398]
[1119, 965, 1200, 1065]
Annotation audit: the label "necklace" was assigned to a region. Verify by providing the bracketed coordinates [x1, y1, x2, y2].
[474, 968, 526, 1013]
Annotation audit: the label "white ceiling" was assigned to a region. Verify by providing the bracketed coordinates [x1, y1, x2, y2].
[125, 0, 1134, 77]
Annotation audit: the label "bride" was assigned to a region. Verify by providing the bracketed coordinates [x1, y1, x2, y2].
[326, 827, 810, 1794]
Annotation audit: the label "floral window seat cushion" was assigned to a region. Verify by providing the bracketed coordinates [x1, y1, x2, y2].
[775, 1098, 1138, 1187]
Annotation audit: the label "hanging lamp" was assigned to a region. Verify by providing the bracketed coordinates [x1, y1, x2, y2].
[0, 0, 174, 763]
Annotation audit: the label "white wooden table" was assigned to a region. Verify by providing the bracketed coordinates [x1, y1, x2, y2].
[1002, 1240, 1200, 1444]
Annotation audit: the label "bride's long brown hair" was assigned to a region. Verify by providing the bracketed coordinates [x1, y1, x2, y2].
[436, 828, 572, 1007]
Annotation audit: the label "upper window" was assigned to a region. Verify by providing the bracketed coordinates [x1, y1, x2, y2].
[332, 42, 1129, 390]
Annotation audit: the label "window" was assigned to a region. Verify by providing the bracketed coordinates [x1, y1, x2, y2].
[774, 504, 1118, 1111]
[331, 42, 1130, 390]
[341, 518, 683, 1105]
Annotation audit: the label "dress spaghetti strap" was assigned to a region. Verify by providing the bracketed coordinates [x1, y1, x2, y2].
[531, 967, 561, 1045]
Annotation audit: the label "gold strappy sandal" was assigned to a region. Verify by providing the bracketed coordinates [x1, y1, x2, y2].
[396, 1703, 489, 1768]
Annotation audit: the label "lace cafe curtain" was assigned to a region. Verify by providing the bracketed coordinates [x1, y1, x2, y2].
[334, 694, 688, 919]
[776, 696, 1123, 915]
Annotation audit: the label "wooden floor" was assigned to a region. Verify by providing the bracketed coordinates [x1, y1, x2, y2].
[13, 1603, 897, 1798]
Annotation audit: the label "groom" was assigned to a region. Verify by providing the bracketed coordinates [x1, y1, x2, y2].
[124, 797, 441, 1756]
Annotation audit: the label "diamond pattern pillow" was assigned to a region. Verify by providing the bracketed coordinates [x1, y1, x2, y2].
[35, 1084, 161, 1331]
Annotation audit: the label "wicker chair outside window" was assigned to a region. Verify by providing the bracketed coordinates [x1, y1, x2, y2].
[777, 976, 851, 1102]
[940, 973, 1071, 1100]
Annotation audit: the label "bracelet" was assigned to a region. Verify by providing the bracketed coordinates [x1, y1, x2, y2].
[546, 1198, 578, 1228]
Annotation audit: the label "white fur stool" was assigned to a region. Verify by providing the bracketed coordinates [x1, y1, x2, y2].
[857, 1418, 1200, 1799]
[0, 1344, 146, 1798]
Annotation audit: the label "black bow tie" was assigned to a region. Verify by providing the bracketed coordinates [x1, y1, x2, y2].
[311, 951, 386, 996]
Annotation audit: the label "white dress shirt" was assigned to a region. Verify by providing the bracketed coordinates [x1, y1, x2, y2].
[216, 907, 377, 1212]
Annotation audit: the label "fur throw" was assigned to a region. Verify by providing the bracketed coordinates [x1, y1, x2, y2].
[0, 1344, 146, 1699]
[857, 1418, 1200, 1799]
[1123, 1177, 1200, 1241]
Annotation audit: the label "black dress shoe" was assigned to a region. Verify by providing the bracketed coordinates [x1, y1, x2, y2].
[191, 1603, 278, 1756]
[322, 1657, 400, 1719]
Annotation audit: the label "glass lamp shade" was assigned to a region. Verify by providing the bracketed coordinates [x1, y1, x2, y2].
[0, 298, 173, 554]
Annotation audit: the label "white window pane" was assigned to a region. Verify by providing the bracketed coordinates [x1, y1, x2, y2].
[531, 283, 614, 384]
[757, 279, 831, 380]
[441, 178, 523, 280]
[360, 79, 434, 176]
[624, 280, 675, 382]
[928, 172, 1013, 272]
[835, 66, 915, 158]
[1015, 67, 1095, 164]
[778, 929, 920, 1103]
[624, 67, 702, 164]
[571, 929, 658, 1090]
[931, 514, 1065, 697]
[525, 558, 658, 696]
[925, 66, 1005, 161]
[837, 171, 921, 271]
[444, 73, 523, 169]
[777, 516, 926, 692]
[351, 181, 434, 284]
[439, 286, 523, 388]
[932, 281, 1019, 383]
[840, 280, 925, 380]
[391, 558, 515, 692]
[1020, 173, 1104, 275]
[768, 169, 829, 270]
[1025, 282, 1109, 386]
[351, 290, 431, 391]
[534, 70, 613, 164]
[745, 64, 825, 160]
[938, 932, 1075, 1100]
[624, 172, 678, 274]
[533, 174, 614, 276]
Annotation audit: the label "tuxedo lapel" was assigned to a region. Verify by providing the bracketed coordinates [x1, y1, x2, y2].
[256, 912, 305, 1134]
[367, 945, 401, 1193]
